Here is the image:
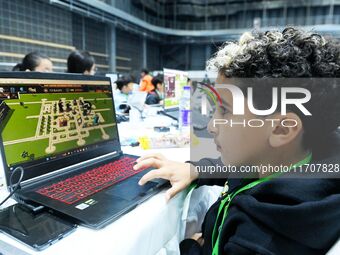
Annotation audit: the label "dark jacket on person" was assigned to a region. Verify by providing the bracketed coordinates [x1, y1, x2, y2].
[145, 90, 162, 105]
[180, 133, 340, 255]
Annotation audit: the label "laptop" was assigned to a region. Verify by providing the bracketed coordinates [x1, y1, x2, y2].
[159, 68, 189, 120]
[0, 72, 168, 229]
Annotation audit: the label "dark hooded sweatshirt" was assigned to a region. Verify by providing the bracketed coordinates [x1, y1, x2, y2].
[180, 137, 340, 254]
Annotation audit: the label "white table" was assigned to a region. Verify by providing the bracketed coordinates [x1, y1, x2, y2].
[0, 146, 191, 255]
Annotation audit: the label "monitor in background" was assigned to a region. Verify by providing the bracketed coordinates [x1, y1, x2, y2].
[128, 91, 147, 112]
[163, 68, 188, 110]
[0, 75, 119, 173]
[105, 73, 119, 91]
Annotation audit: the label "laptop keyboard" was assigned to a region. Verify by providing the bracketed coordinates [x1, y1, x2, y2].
[36, 156, 144, 204]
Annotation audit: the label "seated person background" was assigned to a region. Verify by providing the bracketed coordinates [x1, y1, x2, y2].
[114, 79, 134, 114]
[128, 74, 141, 91]
[12, 51, 53, 72]
[67, 50, 96, 75]
[139, 68, 154, 93]
[134, 27, 340, 255]
[145, 77, 164, 105]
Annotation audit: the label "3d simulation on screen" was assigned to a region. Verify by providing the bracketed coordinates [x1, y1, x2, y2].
[0, 83, 116, 167]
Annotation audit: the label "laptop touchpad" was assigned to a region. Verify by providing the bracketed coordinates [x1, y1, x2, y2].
[105, 180, 158, 201]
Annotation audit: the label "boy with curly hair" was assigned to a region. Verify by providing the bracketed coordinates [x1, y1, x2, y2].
[134, 27, 340, 255]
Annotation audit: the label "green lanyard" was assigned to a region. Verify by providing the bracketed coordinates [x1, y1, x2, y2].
[211, 153, 312, 255]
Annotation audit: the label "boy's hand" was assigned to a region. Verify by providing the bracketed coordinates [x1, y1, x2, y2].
[133, 153, 198, 202]
[191, 232, 204, 247]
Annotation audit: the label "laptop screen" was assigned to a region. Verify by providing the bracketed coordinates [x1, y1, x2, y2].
[0, 73, 121, 182]
[163, 68, 189, 110]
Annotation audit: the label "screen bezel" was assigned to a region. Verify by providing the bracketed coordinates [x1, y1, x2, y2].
[0, 72, 122, 185]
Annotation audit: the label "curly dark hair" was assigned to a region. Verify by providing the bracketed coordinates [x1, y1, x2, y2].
[207, 27, 340, 154]
[207, 27, 340, 77]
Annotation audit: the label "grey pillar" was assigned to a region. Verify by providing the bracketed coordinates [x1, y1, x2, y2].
[328, 0, 335, 24]
[109, 25, 116, 72]
[205, 44, 211, 63]
[306, 3, 311, 26]
[142, 34, 147, 69]
[185, 44, 190, 70]
[283, 2, 287, 26]
[82, 16, 86, 50]
[262, 1, 267, 27]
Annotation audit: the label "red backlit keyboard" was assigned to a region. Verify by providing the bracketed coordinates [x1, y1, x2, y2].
[36, 156, 143, 204]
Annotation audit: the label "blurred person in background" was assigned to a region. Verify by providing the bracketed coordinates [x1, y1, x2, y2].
[145, 77, 164, 105]
[67, 50, 96, 75]
[114, 78, 134, 113]
[127, 74, 140, 91]
[12, 52, 53, 72]
[139, 68, 153, 92]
